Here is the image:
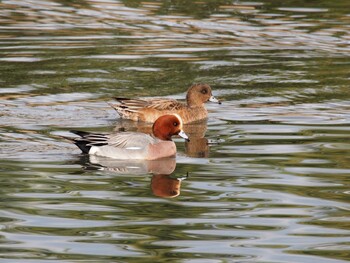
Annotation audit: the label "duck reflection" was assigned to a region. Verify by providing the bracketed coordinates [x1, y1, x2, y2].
[151, 172, 188, 198]
[113, 118, 209, 158]
[86, 155, 175, 174]
[83, 156, 187, 198]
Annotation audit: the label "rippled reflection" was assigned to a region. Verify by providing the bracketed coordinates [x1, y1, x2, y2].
[0, 0, 350, 262]
[82, 156, 186, 198]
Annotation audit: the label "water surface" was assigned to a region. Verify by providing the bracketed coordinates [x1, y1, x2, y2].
[0, 0, 350, 262]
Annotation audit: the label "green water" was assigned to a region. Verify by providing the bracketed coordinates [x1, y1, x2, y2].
[0, 0, 350, 262]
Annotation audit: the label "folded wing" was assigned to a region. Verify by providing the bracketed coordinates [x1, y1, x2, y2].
[114, 97, 185, 111]
[70, 130, 156, 153]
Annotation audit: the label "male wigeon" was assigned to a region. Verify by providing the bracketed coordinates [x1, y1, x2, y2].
[68, 114, 188, 160]
[111, 83, 221, 124]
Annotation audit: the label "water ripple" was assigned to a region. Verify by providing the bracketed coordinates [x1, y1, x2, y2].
[0, 0, 349, 262]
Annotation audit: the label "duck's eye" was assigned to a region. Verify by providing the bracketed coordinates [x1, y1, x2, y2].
[173, 122, 178, 126]
[201, 89, 208, 94]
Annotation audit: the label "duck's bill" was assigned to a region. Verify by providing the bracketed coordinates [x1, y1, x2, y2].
[209, 95, 221, 104]
[178, 130, 190, 141]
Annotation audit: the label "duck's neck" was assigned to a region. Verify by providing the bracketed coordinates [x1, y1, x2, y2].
[153, 130, 172, 141]
[186, 95, 204, 108]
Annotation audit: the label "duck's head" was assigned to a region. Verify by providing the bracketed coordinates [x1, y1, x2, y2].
[186, 83, 221, 106]
[152, 114, 189, 141]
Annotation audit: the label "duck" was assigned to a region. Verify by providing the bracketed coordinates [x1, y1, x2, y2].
[67, 114, 189, 160]
[111, 83, 221, 124]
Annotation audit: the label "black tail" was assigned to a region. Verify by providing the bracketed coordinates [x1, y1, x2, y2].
[69, 130, 92, 153]
[70, 130, 91, 137]
[74, 141, 92, 154]
[69, 130, 108, 154]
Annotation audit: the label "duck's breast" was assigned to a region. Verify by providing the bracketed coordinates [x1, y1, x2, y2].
[178, 106, 208, 123]
[147, 141, 176, 160]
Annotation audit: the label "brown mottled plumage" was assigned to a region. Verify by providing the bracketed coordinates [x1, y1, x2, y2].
[111, 83, 221, 124]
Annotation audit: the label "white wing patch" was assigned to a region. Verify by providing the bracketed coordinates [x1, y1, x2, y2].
[125, 147, 142, 150]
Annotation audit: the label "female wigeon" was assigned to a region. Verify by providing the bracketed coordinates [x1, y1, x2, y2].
[111, 83, 221, 124]
[68, 114, 188, 160]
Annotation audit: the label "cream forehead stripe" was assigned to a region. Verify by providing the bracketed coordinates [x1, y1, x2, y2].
[172, 113, 183, 128]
